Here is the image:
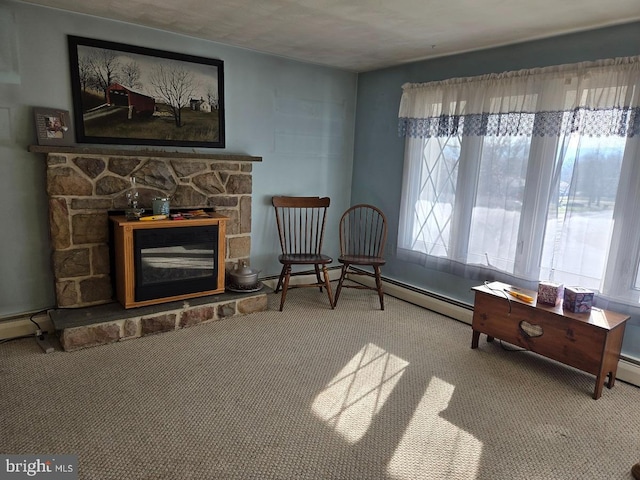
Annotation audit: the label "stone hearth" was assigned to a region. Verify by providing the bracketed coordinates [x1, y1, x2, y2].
[50, 288, 269, 351]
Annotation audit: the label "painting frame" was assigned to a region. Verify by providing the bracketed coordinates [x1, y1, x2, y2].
[67, 35, 225, 148]
[33, 107, 74, 146]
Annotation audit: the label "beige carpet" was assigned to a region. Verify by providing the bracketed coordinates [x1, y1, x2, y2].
[1, 287, 639, 480]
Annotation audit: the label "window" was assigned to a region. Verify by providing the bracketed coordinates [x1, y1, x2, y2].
[397, 57, 640, 304]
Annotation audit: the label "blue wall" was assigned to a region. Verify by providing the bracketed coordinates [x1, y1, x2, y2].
[352, 21, 640, 305]
[0, 0, 357, 318]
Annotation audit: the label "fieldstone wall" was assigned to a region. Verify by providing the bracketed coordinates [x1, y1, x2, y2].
[43, 148, 260, 308]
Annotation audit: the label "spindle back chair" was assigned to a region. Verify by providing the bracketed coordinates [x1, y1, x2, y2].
[334, 204, 387, 309]
[272, 196, 334, 311]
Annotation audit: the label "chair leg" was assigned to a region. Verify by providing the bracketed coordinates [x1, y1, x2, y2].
[374, 265, 384, 310]
[314, 265, 323, 292]
[322, 265, 334, 309]
[275, 265, 287, 293]
[333, 263, 348, 307]
[279, 265, 291, 311]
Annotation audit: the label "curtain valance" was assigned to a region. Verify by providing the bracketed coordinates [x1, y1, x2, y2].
[398, 56, 640, 138]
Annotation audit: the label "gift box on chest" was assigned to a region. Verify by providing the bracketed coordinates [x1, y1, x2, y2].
[537, 281, 564, 306]
[562, 286, 594, 313]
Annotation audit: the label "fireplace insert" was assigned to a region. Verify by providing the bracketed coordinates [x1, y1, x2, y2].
[134, 225, 219, 302]
[110, 214, 227, 308]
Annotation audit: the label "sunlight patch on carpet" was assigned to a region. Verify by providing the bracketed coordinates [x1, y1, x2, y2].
[311, 343, 409, 443]
[388, 377, 482, 479]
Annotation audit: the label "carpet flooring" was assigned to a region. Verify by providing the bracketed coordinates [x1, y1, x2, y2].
[1, 287, 639, 479]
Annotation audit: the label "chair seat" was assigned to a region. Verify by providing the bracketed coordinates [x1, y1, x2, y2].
[279, 253, 333, 265]
[338, 255, 386, 266]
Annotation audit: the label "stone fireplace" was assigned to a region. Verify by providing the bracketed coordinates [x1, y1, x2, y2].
[33, 145, 261, 309]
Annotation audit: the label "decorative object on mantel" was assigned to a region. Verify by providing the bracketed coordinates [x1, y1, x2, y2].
[33, 107, 74, 146]
[67, 35, 225, 148]
[125, 176, 145, 220]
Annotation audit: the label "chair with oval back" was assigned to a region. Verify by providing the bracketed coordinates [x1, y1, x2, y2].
[334, 204, 388, 310]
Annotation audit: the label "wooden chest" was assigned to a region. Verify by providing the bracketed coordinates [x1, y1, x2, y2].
[471, 282, 629, 399]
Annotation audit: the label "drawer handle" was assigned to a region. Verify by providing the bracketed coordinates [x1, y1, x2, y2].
[519, 320, 543, 338]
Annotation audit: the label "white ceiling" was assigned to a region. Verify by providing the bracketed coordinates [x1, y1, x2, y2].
[19, 0, 640, 72]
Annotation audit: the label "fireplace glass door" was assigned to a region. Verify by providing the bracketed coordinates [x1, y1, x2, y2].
[134, 225, 219, 302]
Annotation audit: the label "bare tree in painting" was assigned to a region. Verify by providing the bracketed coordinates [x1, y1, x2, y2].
[121, 61, 142, 90]
[206, 85, 219, 110]
[77, 56, 93, 92]
[149, 64, 198, 127]
[85, 49, 120, 101]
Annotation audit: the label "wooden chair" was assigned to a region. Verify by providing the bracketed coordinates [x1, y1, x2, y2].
[334, 204, 388, 310]
[272, 196, 334, 311]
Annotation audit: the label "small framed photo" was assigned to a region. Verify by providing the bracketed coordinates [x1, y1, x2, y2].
[33, 107, 74, 146]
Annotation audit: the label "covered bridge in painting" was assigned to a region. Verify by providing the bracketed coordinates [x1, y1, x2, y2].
[106, 83, 155, 115]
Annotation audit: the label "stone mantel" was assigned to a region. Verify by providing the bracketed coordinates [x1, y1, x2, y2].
[28, 145, 262, 163]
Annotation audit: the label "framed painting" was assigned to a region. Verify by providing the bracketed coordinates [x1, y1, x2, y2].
[67, 35, 225, 148]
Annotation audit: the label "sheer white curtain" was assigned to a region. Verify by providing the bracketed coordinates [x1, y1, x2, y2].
[397, 57, 640, 300]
